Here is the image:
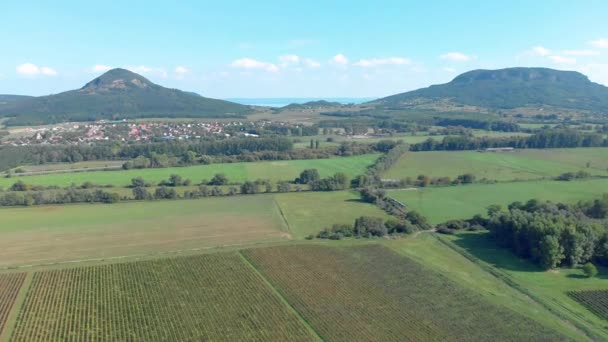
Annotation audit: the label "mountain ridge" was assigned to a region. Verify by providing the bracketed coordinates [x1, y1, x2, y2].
[0, 69, 250, 126]
[372, 67, 608, 112]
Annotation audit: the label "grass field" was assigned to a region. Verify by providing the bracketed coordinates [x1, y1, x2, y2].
[10, 253, 316, 341]
[244, 244, 567, 341]
[0, 154, 378, 188]
[274, 191, 390, 239]
[384, 234, 586, 339]
[0, 191, 387, 267]
[0, 195, 289, 267]
[388, 179, 608, 224]
[9, 160, 124, 173]
[444, 231, 608, 340]
[383, 148, 608, 181]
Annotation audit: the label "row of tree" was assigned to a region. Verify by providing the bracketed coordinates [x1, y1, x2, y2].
[411, 129, 606, 151]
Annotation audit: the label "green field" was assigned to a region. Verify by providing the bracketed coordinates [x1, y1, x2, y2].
[0, 195, 289, 267]
[443, 231, 608, 339]
[244, 244, 567, 341]
[274, 191, 390, 239]
[383, 148, 608, 181]
[388, 179, 608, 224]
[10, 253, 316, 341]
[0, 191, 386, 267]
[385, 234, 586, 339]
[0, 154, 378, 188]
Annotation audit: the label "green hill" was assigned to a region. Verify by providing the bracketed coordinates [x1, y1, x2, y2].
[0, 95, 33, 105]
[373, 67, 608, 111]
[0, 69, 251, 125]
[281, 100, 343, 110]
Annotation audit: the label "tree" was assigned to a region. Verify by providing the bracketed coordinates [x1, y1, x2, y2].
[169, 174, 183, 187]
[310, 139, 314, 149]
[486, 204, 502, 216]
[296, 169, 320, 184]
[354, 216, 387, 237]
[277, 181, 291, 193]
[537, 235, 564, 269]
[582, 262, 598, 278]
[240, 181, 259, 194]
[132, 186, 149, 200]
[131, 177, 148, 188]
[10, 180, 28, 191]
[209, 173, 228, 186]
[182, 150, 196, 164]
[315, 140, 320, 149]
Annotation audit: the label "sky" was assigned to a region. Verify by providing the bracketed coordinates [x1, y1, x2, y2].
[1, 0, 608, 98]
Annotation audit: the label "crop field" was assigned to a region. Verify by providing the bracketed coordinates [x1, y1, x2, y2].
[0, 273, 26, 335]
[0, 154, 378, 188]
[389, 179, 608, 223]
[8, 160, 124, 173]
[244, 244, 566, 341]
[382, 148, 608, 181]
[0, 195, 288, 267]
[568, 290, 608, 321]
[10, 253, 316, 341]
[274, 191, 391, 239]
[444, 231, 608, 339]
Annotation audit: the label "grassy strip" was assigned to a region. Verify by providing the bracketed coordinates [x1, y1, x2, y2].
[0, 272, 32, 341]
[434, 234, 600, 341]
[238, 251, 323, 341]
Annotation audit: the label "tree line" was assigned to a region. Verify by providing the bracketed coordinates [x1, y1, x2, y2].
[411, 128, 606, 151]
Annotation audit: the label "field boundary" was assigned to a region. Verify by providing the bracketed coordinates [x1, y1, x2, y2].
[433, 234, 600, 341]
[238, 251, 323, 341]
[274, 199, 293, 234]
[0, 272, 32, 342]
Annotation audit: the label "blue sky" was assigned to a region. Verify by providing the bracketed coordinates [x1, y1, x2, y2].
[1, 0, 608, 98]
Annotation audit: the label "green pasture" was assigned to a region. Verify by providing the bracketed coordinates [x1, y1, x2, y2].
[0, 154, 378, 188]
[383, 148, 608, 181]
[388, 179, 608, 224]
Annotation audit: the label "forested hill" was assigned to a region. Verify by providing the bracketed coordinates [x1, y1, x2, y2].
[372, 67, 608, 111]
[0, 95, 33, 105]
[0, 69, 251, 126]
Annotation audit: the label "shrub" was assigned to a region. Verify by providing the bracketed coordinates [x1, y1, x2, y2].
[582, 262, 598, 278]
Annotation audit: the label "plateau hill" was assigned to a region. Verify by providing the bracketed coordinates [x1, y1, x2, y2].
[0, 69, 250, 125]
[373, 67, 608, 112]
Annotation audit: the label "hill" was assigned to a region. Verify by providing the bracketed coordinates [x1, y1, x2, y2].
[0, 95, 33, 105]
[373, 67, 608, 112]
[281, 100, 343, 110]
[0, 69, 251, 125]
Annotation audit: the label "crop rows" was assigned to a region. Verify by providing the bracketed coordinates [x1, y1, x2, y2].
[0, 273, 26, 335]
[568, 290, 608, 320]
[11, 253, 315, 341]
[244, 244, 567, 341]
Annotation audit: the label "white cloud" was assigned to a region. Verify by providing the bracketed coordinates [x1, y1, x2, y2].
[332, 53, 349, 65]
[443, 67, 457, 73]
[590, 38, 608, 48]
[40, 67, 57, 76]
[91, 64, 113, 73]
[440, 52, 472, 62]
[304, 58, 321, 68]
[231, 58, 279, 72]
[16, 63, 57, 76]
[353, 57, 411, 67]
[562, 50, 600, 56]
[530, 46, 551, 56]
[548, 55, 576, 65]
[175, 66, 189, 75]
[279, 54, 300, 64]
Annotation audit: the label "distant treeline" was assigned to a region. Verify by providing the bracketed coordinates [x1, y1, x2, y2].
[434, 118, 521, 132]
[411, 129, 606, 151]
[0, 137, 391, 172]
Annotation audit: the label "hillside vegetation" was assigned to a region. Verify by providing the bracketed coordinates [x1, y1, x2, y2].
[374, 67, 608, 111]
[0, 69, 251, 125]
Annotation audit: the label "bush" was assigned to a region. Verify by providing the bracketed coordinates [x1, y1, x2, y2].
[582, 262, 598, 278]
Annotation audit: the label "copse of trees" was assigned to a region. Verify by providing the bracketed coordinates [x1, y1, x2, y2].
[482, 197, 608, 269]
[0, 187, 120, 206]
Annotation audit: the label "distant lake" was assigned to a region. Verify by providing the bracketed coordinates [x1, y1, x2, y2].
[225, 98, 375, 107]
